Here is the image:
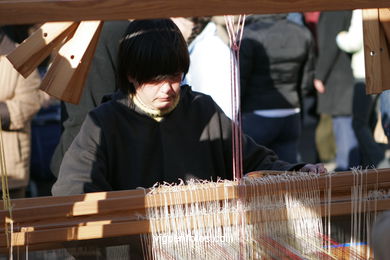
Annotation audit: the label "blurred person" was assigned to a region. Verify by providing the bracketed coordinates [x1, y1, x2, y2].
[0, 25, 42, 198]
[380, 90, 390, 141]
[240, 14, 316, 163]
[181, 17, 233, 118]
[371, 211, 390, 260]
[287, 12, 304, 25]
[304, 11, 337, 163]
[303, 11, 321, 49]
[336, 9, 385, 167]
[314, 11, 358, 171]
[379, 90, 389, 168]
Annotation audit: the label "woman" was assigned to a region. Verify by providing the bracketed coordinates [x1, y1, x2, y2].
[52, 19, 325, 196]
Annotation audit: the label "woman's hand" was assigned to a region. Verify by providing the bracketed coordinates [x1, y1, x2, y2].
[300, 163, 327, 174]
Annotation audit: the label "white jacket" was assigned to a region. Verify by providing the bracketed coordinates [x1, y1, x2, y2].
[184, 22, 234, 118]
[0, 34, 42, 189]
[336, 9, 365, 80]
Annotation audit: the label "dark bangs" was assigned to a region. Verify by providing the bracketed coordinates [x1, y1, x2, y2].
[117, 19, 190, 94]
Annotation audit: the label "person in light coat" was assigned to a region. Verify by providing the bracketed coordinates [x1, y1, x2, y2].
[0, 26, 42, 198]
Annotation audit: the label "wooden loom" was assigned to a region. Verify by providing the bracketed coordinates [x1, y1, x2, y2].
[1, 0, 390, 258]
[0, 169, 390, 254]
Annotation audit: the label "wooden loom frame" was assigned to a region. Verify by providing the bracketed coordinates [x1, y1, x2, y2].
[1, 0, 390, 254]
[1, 169, 390, 252]
[0, 0, 389, 24]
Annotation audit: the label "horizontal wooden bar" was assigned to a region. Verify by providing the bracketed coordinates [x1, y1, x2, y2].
[1, 190, 384, 234]
[1, 197, 389, 249]
[4, 169, 388, 209]
[0, 207, 146, 233]
[0, 219, 150, 249]
[1, 0, 390, 25]
[0, 188, 149, 209]
[2, 169, 390, 226]
[0, 183, 239, 225]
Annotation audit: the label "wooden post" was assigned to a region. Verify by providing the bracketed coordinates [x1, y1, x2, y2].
[363, 8, 390, 94]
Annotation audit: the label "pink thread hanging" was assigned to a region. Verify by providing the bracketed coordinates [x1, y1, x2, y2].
[224, 15, 246, 181]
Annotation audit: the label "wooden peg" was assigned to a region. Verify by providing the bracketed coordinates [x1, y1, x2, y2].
[40, 21, 103, 104]
[6, 22, 79, 78]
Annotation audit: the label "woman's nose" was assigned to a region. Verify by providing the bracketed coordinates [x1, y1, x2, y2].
[160, 82, 173, 93]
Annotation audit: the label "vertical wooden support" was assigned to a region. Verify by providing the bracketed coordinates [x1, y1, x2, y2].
[40, 21, 103, 104]
[379, 8, 390, 41]
[363, 8, 390, 94]
[6, 22, 79, 78]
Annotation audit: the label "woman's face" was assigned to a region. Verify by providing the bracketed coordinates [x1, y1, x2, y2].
[132, 75, 182, 110]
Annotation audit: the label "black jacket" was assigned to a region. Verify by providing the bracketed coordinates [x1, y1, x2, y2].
[240, 14, 315, 112]
[52, 86, 303, 195]
[315, 11, 354, 116]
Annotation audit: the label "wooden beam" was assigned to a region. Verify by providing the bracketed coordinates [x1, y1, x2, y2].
[7, 22, 79, 78]
[363, 9, 390, 94]
[1, 0, 390, 25]
[1, 169, 390, 230]
[40, 21, 103, 104]
[0, 169, 389, 250]
[1, 198, 389, 249]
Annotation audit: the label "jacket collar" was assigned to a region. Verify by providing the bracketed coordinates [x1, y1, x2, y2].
[110, 85, 191, 118]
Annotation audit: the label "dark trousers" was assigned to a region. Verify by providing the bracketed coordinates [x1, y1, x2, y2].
[242, 112, 301, 163]
[298, 95, 320, 163]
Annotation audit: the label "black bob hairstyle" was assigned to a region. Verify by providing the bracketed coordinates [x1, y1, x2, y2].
[117, 19, 190, 94]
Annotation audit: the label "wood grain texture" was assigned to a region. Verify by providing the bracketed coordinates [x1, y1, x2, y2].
[1, 0, 390, 24]
[0, 198, 389, 249]
[2, 169, 389, 225]
[7, 22, 78, 78]
[363, 9, 390, 93]
[0, 169, 389, 249]
[40, 21, 103, 104]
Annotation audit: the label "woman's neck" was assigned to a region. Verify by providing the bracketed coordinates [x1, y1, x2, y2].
[131, 94, 180, 122]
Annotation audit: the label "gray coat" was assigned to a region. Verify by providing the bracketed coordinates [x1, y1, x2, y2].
[240, 14, 315, 112]
[315, 11, 354, 116]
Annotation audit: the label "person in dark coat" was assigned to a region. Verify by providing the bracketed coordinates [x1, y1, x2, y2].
[52, 19, 325, 196]
[314, 11, 359, 171]
[239, 14, 315, 163]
